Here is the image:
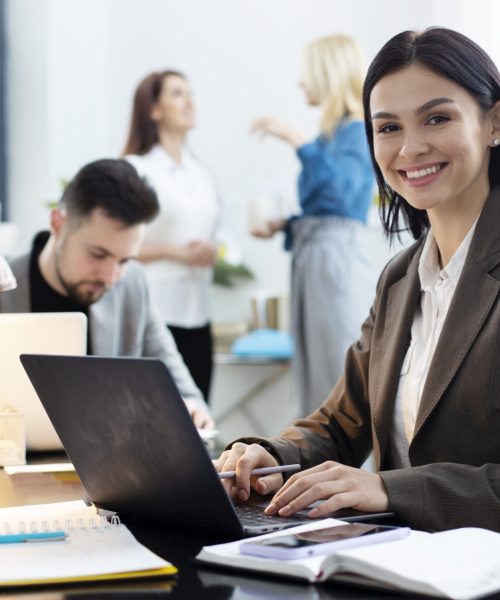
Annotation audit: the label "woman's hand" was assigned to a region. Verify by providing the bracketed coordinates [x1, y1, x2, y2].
[251, 116, 308, 148]
[214, 442, 282, 502]
[250, 218, 287, 239]
[138, 241, 217, 266]
[265, 461, 389, 518]
[181, 241, 218, 267]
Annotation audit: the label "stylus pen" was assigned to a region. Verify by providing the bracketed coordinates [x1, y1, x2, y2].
[218, 463, 301, 479]
[0, 531, 67, 544]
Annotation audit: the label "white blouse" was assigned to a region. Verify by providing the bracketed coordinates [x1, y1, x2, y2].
[0, 255, 16, 292]
[390, 220, 477, 468]
[126, 145, 221, 328]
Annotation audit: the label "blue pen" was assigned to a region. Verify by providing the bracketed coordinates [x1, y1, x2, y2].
[0, 531, 67, 544]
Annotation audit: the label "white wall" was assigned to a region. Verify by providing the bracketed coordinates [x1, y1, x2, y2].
[5, 0, 500, 325]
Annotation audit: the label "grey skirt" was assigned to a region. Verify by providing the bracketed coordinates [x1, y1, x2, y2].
[291, 216, 376, 416]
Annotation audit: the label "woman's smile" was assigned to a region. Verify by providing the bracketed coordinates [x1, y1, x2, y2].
[398, 162, 448, 187]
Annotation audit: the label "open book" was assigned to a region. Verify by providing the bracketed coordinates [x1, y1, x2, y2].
[196, 518, 500, 599]
[0, 500, 177, 587]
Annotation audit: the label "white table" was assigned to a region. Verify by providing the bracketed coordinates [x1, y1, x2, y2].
[211, 354, 293, 441]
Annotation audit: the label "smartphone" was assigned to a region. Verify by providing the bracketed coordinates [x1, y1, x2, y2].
[239, 523, 410, 560]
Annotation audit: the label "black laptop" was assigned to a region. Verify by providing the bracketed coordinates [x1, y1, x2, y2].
[20, 354, 391, 540]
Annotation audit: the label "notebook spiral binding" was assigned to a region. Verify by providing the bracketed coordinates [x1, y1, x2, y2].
[1, 514, 121, 535]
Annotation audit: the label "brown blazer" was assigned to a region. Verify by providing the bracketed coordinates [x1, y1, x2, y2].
[240, 186, 500, 532]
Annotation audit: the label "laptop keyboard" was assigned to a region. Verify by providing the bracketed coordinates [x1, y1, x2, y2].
[235, 503, 311, 528]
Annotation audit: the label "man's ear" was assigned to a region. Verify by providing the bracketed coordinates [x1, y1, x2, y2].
[50, 208, 67, 238]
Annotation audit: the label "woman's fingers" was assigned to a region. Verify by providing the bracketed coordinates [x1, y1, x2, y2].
[213, 443, 279, 500]
[266, 467, 344, 515]
[251, 116, 284, 138]
[250, 227, 274, 239]
[272, 461, 335, 501]
[265, 461, 389, 517]
[250, 117, 270, 133]
[251, 472, 283, 496]
[307, 492, 358, 518]
[214, 444, 247, 495]
[232, 444, 279, 501]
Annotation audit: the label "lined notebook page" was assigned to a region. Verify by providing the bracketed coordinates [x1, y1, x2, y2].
[0, 500, 176, 585]
[0, 499, 97, 524]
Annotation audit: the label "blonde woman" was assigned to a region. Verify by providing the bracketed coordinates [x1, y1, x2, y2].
[252, 35, 375, 415]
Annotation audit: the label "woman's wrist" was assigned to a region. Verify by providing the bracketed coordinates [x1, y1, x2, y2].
[287, 131, 309, 149]
[168, 245, 185, 262]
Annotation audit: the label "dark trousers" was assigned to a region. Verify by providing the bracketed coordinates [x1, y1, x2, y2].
[168, 323, 213, 404]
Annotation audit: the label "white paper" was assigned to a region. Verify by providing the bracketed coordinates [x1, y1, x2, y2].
[4, 463, 75, 475]
[0, 500, 171, 583]
[337, 528, 500, 600]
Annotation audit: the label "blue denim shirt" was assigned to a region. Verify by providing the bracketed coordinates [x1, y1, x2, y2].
[285, 119, 375, 250]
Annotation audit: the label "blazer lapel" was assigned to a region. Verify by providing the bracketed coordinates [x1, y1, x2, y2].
[371, 246, 422, 468]
[414, 186, 500, 437]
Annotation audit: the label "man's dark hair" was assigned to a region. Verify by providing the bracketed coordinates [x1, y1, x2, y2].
[362, 27, 500, 241]
[60, 159, 159, 226]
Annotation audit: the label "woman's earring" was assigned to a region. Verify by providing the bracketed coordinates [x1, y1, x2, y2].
[492, 138, 500, 147]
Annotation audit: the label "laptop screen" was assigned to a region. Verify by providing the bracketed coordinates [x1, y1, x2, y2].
[20, 354, 245, 539]
[0, 312, 87, 450]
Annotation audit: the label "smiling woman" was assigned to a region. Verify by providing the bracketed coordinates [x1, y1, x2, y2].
[214, 27, 500, 534]
[363, 28, 500, 242]
[370, 65, 494, 263]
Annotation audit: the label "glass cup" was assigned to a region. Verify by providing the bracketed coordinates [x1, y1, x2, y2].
[0, 407, 26, 466]
[248, 195, 282, 235]
[250, 290, 288, 330]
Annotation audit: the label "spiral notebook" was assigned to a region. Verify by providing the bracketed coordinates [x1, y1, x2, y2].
[0, 500, 177, 587]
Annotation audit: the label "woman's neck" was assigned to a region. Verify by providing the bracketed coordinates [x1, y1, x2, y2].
[429, 192, 488, 267]
[157, 129, 186, 164]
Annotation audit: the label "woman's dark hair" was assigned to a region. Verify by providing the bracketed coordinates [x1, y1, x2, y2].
[122, 70, 186, 156]
[362, 27, 500, 240]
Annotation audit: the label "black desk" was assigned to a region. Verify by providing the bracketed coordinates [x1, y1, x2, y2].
[3, 462, 500, 600]
[106, 517, 500, 600]
[85, 517, 419, 600]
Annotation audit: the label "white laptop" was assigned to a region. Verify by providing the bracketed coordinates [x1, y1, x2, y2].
[0, 312, 87, 450]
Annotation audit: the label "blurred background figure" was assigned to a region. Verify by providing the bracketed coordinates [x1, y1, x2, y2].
[0, 255, 16, 292]
[251, 34, 376, 416]
[123, 70, 226, 404]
